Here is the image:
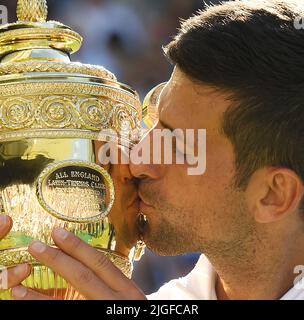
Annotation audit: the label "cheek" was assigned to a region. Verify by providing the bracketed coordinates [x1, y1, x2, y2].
[205, 136, 235, 190]
[160, 166, 204, 208]
[164, 150, 234, 199]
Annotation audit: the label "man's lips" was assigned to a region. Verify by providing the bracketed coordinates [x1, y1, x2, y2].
[127, 196, 140, 209]
[138, 191, 154, 208]
[139, 200, 154, 213]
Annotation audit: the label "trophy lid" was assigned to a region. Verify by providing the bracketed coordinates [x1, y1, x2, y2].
[0, 0, 141, 146]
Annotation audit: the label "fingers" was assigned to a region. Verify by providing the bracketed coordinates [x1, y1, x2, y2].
[12, 286, 55, 300]
[0, 264, 31, 292]
[0, 217, 31, 291]
[1, 264, 31, 290]
[0, 215, 12, 240]
[28, 241, 116, 300]
[51, 228, 132, 291]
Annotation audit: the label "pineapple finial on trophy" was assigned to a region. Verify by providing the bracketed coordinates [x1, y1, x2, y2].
[17, 0, 48, 22]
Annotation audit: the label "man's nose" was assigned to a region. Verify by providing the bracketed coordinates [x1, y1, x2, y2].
[129, 131, 161, 180]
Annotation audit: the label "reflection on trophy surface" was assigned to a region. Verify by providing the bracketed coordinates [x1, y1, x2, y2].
[0, 0, 145, 300]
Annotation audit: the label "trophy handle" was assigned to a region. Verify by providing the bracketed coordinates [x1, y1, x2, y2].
[142, 82, 166, 129]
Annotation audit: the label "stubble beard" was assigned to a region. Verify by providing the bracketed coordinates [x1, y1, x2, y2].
[141, 186, 258, 266]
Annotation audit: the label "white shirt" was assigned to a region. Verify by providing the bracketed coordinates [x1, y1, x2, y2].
[148, 255, 304, 300]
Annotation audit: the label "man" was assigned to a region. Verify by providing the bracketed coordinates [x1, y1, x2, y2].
[2, 0, 304, 299]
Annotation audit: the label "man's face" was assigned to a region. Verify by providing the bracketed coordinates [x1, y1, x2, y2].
[130, 68, 257, 256]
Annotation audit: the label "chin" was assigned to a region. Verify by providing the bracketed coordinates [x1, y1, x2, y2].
[147, 243, 186, 257]
[143, 232, 187, 256]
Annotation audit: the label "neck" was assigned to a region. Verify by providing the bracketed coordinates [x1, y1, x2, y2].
[207, 225, 304, 300]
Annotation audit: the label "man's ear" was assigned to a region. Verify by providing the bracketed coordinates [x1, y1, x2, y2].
[245, 167, 304, 223]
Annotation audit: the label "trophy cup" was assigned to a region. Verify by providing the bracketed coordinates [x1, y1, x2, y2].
[0, 0, 144, 300]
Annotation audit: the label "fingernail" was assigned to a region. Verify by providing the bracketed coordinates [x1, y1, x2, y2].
[12, 286, 27, 299]
[0, 215, 9, 227]
[30, 241, 47, 254]
[53, 228, 69, 241]
[14, 264, 29, 277]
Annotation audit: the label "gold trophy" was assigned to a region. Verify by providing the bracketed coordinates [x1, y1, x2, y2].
[0, 0, 144, 300]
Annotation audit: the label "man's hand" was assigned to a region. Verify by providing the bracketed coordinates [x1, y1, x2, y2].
[12, 228, 146, 300]
[0, 215, 32, 292]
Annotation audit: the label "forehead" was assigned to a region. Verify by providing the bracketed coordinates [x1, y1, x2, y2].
[159, 68, 233, 132]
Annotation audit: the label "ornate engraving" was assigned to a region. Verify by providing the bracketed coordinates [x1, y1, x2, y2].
[80, 98, 111, 129]
[40, 96, 74, 128]
[0, 85, 141, 143]
[1, 98, 35, 129]
[0, 83, 140, 111]
[0, 248, 132, 278]
[111, 104, 139, 132]
[0, 62, 116, 81]
[102, 250, 133, 279]
[0, 28, 82, 46]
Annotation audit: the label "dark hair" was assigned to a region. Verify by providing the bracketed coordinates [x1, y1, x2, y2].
[164, 0, 304, 189]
